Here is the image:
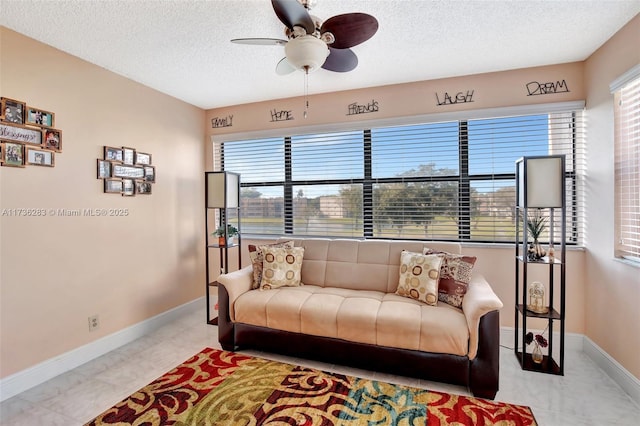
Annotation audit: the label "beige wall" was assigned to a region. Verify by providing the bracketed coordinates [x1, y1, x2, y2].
[0, 28, 206, 378]
[207, 62, 585, 137]
[583, 15, 640, 379]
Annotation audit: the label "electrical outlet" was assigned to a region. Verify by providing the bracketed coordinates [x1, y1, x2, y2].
[88, 315, 99, 332]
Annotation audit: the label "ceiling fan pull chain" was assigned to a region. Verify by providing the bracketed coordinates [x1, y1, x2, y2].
[304, 65, 310, 118]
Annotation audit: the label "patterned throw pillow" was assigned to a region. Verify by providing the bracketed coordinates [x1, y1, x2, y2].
[423, 248, 477, 308]
[260, 246, 305, 290]
[248, 241, 294, 289]
[396, 251, 444, 306]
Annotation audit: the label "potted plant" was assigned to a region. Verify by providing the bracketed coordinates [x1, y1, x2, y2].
[526, 209, 547, 261]
[214, 224, 238, 246]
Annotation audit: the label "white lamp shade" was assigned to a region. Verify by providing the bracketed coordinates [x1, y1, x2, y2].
[517, 156, 564, 208]
[284, 35, 329, 72]
[207, 172, 239, 208]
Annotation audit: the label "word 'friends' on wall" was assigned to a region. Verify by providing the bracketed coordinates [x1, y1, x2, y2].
[347, 100, 379, 116]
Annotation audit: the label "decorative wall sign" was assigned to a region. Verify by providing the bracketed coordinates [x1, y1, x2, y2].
[436, 90, 475, 106]
[347, 100, 379, 116]
[270, 109, 294, 122]
[211, 115, 234, 129]
[526, 80, 569, 96]
[0, 123, 42, 145]
[98, 146, 156, 196]
[1, 96, 62, 169]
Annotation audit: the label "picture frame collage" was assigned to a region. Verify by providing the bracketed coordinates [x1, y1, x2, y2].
[1, 96, 61, 168]
[98, 146, 155, 196]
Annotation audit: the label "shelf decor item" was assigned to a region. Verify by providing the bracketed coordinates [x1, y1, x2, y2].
[515, 155, 566, 375]
[526, 209, 547, 261]
[214, 224, 238, 246]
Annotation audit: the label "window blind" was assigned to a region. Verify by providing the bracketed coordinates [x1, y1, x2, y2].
[219, 108, 584, 243]
[614, 73, 640, 262]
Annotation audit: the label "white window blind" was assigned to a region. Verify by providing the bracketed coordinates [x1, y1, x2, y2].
[219, 109, 584, 243]
[613, 68, 640, 263]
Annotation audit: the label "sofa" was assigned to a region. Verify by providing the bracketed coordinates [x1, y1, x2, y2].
[216, 238, 503, 399]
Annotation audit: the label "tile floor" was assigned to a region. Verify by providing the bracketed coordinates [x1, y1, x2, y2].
[1, 303, 639, 425]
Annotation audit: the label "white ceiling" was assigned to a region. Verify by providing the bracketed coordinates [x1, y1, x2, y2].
[1, 1, 638, 110]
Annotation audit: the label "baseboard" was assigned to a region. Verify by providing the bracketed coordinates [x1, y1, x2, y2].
[583, 336, 640, 407]
[0, 297, 203, 402]
[501, 327, 640, 407]
[499, 326, 584, 352]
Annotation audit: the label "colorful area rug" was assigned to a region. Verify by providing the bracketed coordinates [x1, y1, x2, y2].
[85, 347, 537, 425]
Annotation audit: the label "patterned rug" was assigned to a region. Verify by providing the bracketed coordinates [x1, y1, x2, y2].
[85, 347, 537, 425]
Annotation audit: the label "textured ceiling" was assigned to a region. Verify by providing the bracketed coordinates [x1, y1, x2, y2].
[1, 0, 639, 110]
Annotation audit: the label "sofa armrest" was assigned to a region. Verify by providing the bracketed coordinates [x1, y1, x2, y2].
[215, 265, 253, 321]
[462, 273, 503, 359]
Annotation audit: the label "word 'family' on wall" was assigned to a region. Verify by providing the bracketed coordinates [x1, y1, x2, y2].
[212, 115, 233, 129]
[1, 96, 61, 168]
[97, 146, 155, 197]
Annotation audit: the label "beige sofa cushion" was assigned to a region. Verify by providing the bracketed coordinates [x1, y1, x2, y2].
[234, 285, 469, 356]
[396, 251, 444, 305]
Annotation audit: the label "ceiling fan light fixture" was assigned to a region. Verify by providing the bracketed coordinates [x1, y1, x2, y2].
[284, 35, 329, 72]
[320, 31, 335, 44]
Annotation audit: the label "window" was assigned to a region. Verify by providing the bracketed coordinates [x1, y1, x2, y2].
[612, 65, 640, 263]
[219, 108, 584, 243]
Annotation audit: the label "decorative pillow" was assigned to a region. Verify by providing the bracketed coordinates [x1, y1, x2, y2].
[260, 246, 305, 290]
[396, 251, 444, 306]
[248, 241, 294, 289]
[423, 248, 477, 308]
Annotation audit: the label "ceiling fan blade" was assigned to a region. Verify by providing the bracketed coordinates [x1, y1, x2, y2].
[231, 38, 288, 46]
[276, 57, 297, 75]
[271, 0, 315, 34]
[321, 47, 358, 72]
[320, 13, 378, 49]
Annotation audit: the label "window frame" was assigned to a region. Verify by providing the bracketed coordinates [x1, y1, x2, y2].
[213, 101, 585, 244]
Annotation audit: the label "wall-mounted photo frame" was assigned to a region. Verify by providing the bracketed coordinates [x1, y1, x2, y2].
[143, 165, 156, 183]
[136, 181, 152, 194]
[1, 141, 25, 167]
[0, 122, 42, 145]
[43, 128, 62, 152]
[25, 107, 55, 128]
[122, 179, 135, 196]
[135, 151, 151, 165]
[1, 97, 26, 124]
[97, 159, 111, 178]
[122, 147, 135, 165]
[104, 179, 123, 194]
[26, 146, 55, 167]
[104, 146, 123, 162]
[113, 164, 144, 179]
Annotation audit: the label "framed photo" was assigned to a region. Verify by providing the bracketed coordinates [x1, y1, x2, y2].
[122, 147, 135, 165]
[122, 179, 135, 196]
[104, 179, 123, 194]
[97, 159, 111, 178]
[135, 181, 152, 194]
[113, 164, 144, 179]
[26, 147, 55, 167]
[1, 141, 25, 167]
[43, 128, 62, 152]
[0, 123, 42, 145]
[104, 146, 123, 162]
[1, 97, 25, 124]
[144, 165, 156, 182]
[135, 151, 151, 165]
[25, 107, 55, 128]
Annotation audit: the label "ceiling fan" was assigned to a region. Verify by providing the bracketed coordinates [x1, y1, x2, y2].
[231, 0, 379, 75]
